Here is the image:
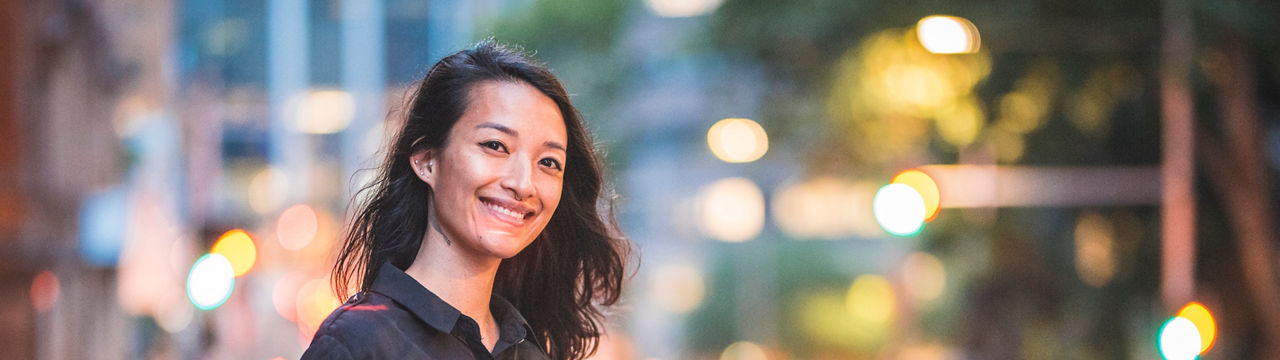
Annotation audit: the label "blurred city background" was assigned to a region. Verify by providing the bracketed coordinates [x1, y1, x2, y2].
[2, 0, 1279, 359]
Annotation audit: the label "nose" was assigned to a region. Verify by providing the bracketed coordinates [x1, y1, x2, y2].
[501, 155, 537, 202]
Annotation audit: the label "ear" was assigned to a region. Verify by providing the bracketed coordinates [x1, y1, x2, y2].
[409, 150, 438, 187]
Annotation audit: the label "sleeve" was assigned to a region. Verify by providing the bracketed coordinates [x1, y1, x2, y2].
[300, 334, 355, 360]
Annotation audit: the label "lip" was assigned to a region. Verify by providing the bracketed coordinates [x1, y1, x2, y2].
[479, 196, 536, 227]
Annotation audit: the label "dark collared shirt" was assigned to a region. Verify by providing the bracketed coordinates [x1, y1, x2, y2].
[301, 262, 549, 359]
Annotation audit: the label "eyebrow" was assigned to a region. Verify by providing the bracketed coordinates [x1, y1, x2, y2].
[476, 121, 566, 152]
[544, 141, 566, 152]
[476, 122, 516, 136]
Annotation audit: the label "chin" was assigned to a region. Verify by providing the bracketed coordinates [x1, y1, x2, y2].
[476, 232, 537, 259]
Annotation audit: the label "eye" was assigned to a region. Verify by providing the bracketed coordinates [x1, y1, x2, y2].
[539, 158, 563, 171]
[480, 140, 508, 153]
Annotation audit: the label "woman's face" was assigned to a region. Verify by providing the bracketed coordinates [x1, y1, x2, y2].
[415, 81, 567, 260]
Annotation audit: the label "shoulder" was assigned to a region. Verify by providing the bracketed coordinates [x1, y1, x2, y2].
[301, 292, 429, 359]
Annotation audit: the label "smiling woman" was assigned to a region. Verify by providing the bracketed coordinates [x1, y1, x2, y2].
[302, 41, 630, 360]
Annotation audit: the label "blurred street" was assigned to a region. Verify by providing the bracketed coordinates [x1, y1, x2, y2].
[2, 0, 1279, 359]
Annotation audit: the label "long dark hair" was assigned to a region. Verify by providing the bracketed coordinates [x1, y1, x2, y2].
[331, 40, 628, 360]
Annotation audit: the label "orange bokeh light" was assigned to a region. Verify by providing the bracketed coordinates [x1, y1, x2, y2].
[1177, 302, 1217, 354]
[31, 270, 60, 313]
[211, 229, 257, 277]
[278, 204, 319, 251]
[892, 169, 941, 221]
[296, 277, 340, 344]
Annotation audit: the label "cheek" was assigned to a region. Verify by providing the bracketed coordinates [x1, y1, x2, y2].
[539, 179, 564, 216]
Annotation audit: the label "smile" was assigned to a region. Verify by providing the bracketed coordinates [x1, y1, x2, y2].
[480, 198, 534, 226]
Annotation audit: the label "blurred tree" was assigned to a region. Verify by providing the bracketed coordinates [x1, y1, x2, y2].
[704, 0, 1280, 358]
[485, 0, 629, 122]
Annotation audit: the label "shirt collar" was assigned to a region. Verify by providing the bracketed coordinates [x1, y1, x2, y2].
[368, 262, 539, 347]
[369, 262, 461, 333]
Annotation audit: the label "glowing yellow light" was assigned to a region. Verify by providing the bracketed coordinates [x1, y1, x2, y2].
[707, 118, 769, 163]
[650, 264, 706, 314]
[293, 89, 355, 134]
[30, 270, 60, 313]
[278, 204, 319, 251]
[248, 166, 289, 214]
[720, 341, 768, 360]
[1074, 212, 1116, 287]
[1177, 302, 1217, 354]
[211, 229, 257, 277]
[916, 15, 980, 54]
[847, 274, 895, 327]
[645, 0, 724, 18]
[827, 26, 992, 165]
[873, 184, 927, 236]
[697, 178, 765, 242]
[1159, 317, 1201, 360]
[934, 97, 985, 147]
[901, 252, 946, 303]
[795, 291, 860, 348]
[884, 64, 950, 111]
[892, 170, 941, 221]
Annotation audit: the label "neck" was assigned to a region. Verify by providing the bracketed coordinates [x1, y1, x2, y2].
[404, 215, 503, 347]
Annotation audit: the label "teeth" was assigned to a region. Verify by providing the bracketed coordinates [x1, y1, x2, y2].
[485, 201, 526, 223]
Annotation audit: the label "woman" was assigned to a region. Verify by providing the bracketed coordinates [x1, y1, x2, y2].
[302, 41, 629, 360]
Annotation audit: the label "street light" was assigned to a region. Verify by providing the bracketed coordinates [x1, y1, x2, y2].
[916, 15, 981, 54]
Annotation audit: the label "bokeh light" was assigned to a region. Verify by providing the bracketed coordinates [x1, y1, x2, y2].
[78, 186, 128, 267]
[645, 0, 724, 18]
[707, 118, 769, 163]
[1073, 212, 1116, 287]
[277, 204, 319, 251]
[847, 274, 896, 327]
[891, 170, 941, 221]
[296, 277, 341, 343]
[934, 97, 986, 148]
[873, 183, 927, 236]
[797, 291, 862, 350]
[827, 27, 991, 164]
[248, 166, 289, 214]
[273, 272, 306, 322]
[697, 178, 765, 242]
[720, 341, 768, 360]
[773, 177, 879, 239]
[292, 89, 355, 134]
[211, 229, 257, 277]
[1177, 302, 1217, 354]
[901, 252, 946, 303]
[649, 264, 706, 314]
[916, 15, 980, 54]
[30, 270, 60, 313]
[186, 253, 236, 311]
[1158, 316, 1202, 360]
